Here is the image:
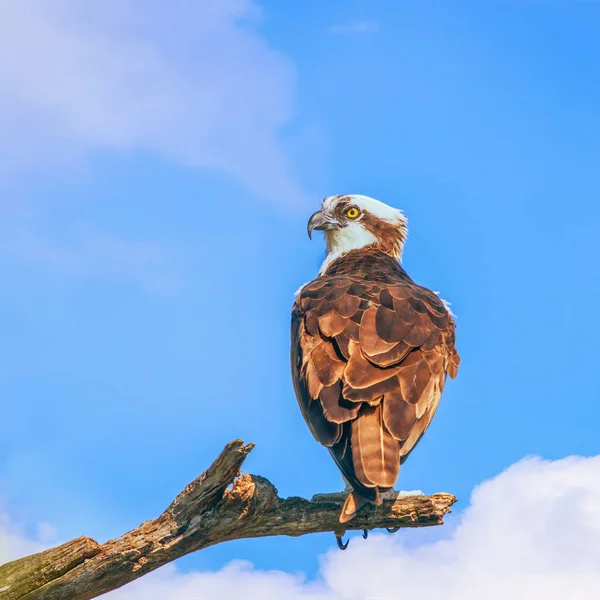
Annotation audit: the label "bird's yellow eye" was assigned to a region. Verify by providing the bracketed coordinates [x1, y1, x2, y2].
[346, 207, 360, 219]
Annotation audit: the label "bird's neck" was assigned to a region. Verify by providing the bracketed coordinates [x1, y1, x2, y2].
[320, 222, 405, 275]
[319, 244, 404, 277]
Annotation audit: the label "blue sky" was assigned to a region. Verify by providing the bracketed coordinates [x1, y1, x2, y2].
[1, 0, 600, 595]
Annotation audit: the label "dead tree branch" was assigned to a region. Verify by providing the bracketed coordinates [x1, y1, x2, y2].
[0, 439, 456, 600]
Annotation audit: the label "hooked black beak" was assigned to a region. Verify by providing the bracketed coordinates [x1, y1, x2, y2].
[307, 210, 339, 239]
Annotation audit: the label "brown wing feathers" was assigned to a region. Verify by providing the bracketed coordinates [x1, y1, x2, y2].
[291, 249, 459, 522]
[352, 403, 399, 489]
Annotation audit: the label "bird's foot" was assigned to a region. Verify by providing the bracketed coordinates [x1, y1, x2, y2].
[335, 534, 349, 550]
[334, 528, 369, 549]
[332, 488, 423, 549]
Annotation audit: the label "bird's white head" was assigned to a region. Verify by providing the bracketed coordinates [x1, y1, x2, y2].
[307, 194, 408, 274]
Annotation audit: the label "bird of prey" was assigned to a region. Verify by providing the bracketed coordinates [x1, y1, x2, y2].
[291, 195, 459, 528]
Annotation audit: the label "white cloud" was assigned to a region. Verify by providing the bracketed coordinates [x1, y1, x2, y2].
[0, 509, 55, 566]
[4, 454, 600, 599]
[0, 0, 308, 205]
[107, 454, 600, 598]
[330, 21, 380, 36]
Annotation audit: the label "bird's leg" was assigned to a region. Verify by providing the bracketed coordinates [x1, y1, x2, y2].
[342, 478, 371, 541]
[342, 479, 374, 540]
[342, 476, 353, 493]
[320, 480, 354, 549]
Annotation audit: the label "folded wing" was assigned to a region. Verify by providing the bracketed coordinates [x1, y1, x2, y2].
[291, 267, 459, 503]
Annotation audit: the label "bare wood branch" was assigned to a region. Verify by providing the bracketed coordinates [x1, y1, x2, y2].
[0, 439, 456, 600]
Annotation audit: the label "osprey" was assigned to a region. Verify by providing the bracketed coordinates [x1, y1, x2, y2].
[291, 194, 459, 528]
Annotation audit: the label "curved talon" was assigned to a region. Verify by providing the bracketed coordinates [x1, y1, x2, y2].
[362, 529, 369, 539]
[386, 526, 401, 533]
[335, 535, 349, 550]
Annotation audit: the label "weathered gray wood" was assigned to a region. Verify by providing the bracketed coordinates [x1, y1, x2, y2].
[0, 439, 456, 600]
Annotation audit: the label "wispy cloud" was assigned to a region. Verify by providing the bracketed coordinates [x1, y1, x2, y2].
[0, 0, 309, 206]
[3, 454, 600, 598]
[330, 20, 380, 36]
[0, 223, 184, 295]
[0, 0, 311, 289]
